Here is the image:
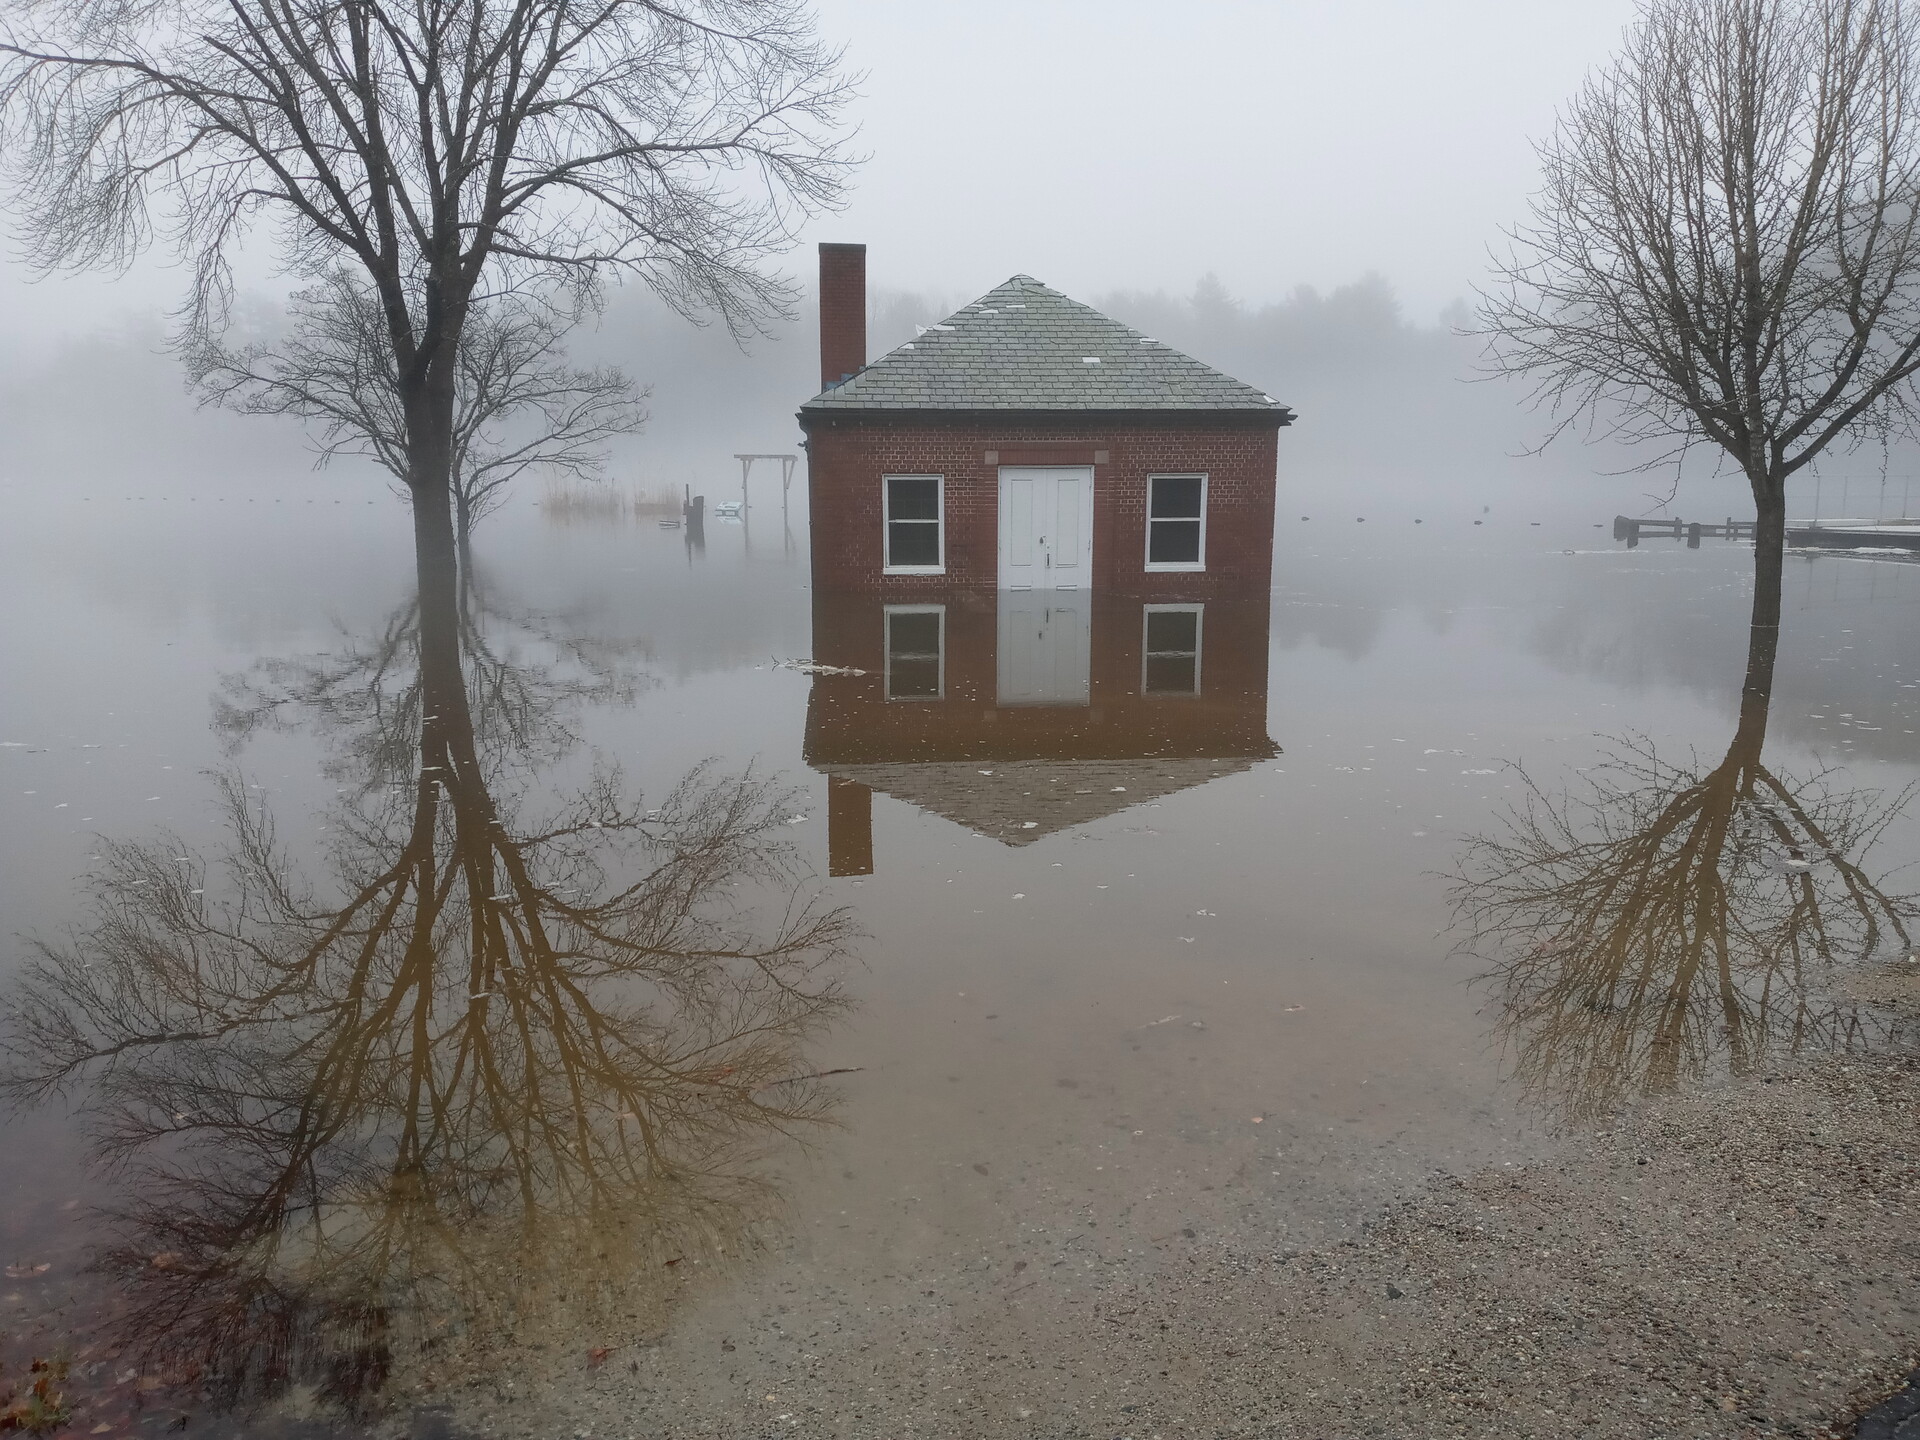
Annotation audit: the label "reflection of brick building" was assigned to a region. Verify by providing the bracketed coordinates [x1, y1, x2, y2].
[804, 592, 1278, 874]
[798, 244, 1287, 873]
[800, 245, 1292, 596]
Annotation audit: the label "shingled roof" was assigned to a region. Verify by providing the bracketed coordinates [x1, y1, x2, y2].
[801, 275, 1292, 416]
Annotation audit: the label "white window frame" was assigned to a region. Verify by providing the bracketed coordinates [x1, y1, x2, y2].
[1143, 473, 1208, 573]
[883, 474, 946, 575]
[1141, 604, 1204, 696]
[884, 604, 946, 701]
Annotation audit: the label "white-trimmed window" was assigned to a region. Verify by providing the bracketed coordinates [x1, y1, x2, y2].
[883, 475, 944, 573]
[1145, 474, 1207, 571]
[1142, 605, 1203, 695]
[884, 605, 945, 700]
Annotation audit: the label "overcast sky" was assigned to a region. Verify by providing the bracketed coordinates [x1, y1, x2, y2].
[0, 0, 1641, 344]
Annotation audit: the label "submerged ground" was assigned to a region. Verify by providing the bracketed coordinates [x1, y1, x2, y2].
[1, 495, 1916, 1438]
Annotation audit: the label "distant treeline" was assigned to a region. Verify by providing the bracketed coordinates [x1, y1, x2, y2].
[568, 272, 1501, 496]
[863, 272, 1460, 395]
[2, 272, 1832, 514]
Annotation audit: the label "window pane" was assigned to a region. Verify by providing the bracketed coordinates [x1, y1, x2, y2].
[1144, 654, 1199, 694]
[887, 476, 940, 521]
[1149, 476, 1203, 519]
[1148, 518, 1201, 565]
[889, 610, 942, 655]
[888, 657, 942, 699]
[888, 520, 940, 567]
[1144, 609, 1199, 653]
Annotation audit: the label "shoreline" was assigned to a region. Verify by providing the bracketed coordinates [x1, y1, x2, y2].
[438, 968, 1920, 1440]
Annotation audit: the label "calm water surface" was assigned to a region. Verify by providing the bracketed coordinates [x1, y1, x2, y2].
[4, 496, 1917, 1435]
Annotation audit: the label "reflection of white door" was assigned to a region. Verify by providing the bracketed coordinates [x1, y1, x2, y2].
[998, 466, 1093, 590]
[996, 593, 1092, 706]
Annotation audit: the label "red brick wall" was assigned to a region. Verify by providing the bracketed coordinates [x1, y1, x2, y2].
[800, 412, 1282, 597]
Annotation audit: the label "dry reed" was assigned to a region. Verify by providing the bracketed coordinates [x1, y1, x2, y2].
[538, 481, 683, 523]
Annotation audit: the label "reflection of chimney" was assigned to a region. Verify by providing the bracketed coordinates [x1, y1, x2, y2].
[818, 242, 867, 391]
[827, 774, 874, 876]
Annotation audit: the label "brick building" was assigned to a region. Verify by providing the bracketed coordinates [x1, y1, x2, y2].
[798, 245, 1289, 874]
[801, 243, 1293, 597]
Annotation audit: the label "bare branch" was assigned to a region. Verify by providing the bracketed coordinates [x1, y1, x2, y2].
[1478, 0, 1920, 516]
[187, 270, 647, 536]
[0, 0, 856, 501]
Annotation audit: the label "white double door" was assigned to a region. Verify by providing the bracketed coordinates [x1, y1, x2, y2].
[995, 466, 1094, 704]
[998, 466, 1093, 591]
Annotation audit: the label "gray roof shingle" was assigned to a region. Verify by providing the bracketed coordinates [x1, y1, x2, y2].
[801, 275, 1291, 416]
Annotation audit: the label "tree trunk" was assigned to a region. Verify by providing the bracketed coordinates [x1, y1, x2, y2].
[402, 359, 471, 775]
[455, 490, 475, 596]
[1745, 484, 1786, 708]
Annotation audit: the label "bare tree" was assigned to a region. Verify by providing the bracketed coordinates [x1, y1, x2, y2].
[1481, 0, 1920, 663]
[0, 0, 854, 692]
[191, 273, 648, 570]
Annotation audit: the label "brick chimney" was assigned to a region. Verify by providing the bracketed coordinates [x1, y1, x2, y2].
[818, 242, 866, 390]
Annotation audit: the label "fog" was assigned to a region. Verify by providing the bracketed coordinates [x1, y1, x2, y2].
[1, 3, 1643, 325]
[0, 0, 1680, 524]
[0, 0, 1907, 522]
[0, 268, 1796, 526]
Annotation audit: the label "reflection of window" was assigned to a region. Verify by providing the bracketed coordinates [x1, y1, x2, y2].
[1142, 605, 1203, 695]
[1145, 474, 1207, 571]
[884, 475, 944, 573]
[885, 605, 945, 700]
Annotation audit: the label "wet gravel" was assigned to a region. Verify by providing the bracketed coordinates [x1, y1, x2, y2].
[420, 972, 1920, 1440]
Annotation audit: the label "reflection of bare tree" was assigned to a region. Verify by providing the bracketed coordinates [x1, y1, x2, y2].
[1451, 630, 1918, 1123]
[213, 582, 647, 792]
[2, 642, 850, 1414]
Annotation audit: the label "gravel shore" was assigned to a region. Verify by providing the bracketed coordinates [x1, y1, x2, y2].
[440, 970, 1920, 1440]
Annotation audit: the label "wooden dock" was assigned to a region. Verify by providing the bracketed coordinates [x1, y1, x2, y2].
[1786, 520, 1920, 550]
[1613, 515, 1756, 547]
[1613, 514, 1920, 550]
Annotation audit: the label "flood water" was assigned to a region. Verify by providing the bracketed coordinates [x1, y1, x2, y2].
[5, 492, 1919, 1436]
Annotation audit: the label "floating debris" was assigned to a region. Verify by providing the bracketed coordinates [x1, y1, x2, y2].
[773, 659, 869, 676]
